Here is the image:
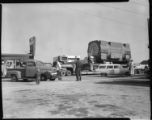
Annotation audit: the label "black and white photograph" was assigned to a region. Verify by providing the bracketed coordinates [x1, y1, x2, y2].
[1, 1, 150, 119]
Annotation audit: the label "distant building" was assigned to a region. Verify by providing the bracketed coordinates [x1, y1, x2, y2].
[1, 53, 32, 69]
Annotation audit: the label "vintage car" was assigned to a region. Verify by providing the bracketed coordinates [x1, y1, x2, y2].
[95, 64, 130, 76]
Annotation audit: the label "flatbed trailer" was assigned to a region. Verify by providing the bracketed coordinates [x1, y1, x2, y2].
[81, 70, 100, 75]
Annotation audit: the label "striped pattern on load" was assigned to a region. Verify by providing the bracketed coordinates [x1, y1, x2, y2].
[88, 40, 131, 64]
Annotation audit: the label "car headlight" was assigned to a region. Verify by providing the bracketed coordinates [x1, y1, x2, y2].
[50, 72, 57, 75]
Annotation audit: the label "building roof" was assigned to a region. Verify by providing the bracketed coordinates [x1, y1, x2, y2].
[2, 53, 31, 57]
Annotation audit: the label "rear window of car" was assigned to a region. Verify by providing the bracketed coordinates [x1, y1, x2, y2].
[99, 66, 106, 69]
[107, 66, 113, 69]
[93, 65, 99, 69]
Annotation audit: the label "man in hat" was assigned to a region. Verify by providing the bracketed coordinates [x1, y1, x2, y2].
[36, 68, 40, 84]
[75, 58, 82, 81]
[56, 60, 62, 80]
[1, 60, 7, 77]
[129, 59, 134, 76]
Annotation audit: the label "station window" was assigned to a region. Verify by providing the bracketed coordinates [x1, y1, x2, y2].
[36, 61, 44, 66]
[27, 61, 36, 66]
[16, 60, 21, 68]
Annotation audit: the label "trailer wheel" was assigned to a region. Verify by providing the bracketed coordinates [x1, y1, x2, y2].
[100, 73, 104, 76]
[23, 79, 28, 82]
[61, 71, 66, 76]
[50, 78, 56, 81]
[11, 75, 18, 82]
[104, 73, 107, 77]
[66, 70, 72, 76]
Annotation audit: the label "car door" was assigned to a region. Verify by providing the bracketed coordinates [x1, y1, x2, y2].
[114, 65, 120, 75]
[99, 65, 106, 74]
[107, 65, 114, 75]
[25, 61, 37, 77]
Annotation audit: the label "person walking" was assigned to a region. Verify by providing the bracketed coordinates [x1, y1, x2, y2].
[129, 59, 134, 76]
[75, 58, 82, 81]
[56, 60, 62, 80]
[36, 68, 40, 85]
[1, 60, 7, 77]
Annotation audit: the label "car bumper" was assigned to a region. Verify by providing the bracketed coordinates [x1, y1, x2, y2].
[50, 73, 57, 79]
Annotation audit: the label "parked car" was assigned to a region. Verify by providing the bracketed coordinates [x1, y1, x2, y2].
[95, 64, 130, 76]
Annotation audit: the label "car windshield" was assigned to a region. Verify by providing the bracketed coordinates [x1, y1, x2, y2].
[107, 66, 113, 69]
[27, 61, 35, 66]
[99, 66, 106, 69]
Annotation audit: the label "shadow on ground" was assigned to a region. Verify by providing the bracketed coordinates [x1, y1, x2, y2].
[87, 74, 149, 79]
[95, 79, 150, 87]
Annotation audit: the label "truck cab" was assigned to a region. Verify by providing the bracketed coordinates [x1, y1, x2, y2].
[6, 59, 57, 81]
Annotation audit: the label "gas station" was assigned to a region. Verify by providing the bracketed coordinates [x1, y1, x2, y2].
[1, 36, 36, 69]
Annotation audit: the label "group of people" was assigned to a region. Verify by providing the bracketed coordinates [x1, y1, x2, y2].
[51, 58, 82, 82]
[57, 58, 81, 81]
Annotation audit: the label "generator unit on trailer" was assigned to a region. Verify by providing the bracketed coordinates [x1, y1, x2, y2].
[88, 40, 131, 64]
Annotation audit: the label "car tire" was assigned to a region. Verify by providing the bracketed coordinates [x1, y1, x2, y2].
[23, 79, 28, 82]
[61, 71, 66, 76]
[104, 73, 107, 77]
[100, 73, 103, 76]
[66, 70, 72, 76]
[50, 78, 56, 81]
[11, 75, 18, 82]
[41, 75, 47, 81]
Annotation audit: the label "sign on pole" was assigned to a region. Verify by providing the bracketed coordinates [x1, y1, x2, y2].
[29, 36, 36, 59]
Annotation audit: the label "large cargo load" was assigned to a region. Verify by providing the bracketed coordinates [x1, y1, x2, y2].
[88, 40, 131, 64]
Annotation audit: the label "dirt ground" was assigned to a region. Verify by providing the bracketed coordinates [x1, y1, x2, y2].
[2, 75, 150, 119]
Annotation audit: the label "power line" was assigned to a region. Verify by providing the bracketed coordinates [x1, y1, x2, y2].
[65, 6, 147, 30]
[94, 3, 148, 17]
[131, 1, 149, 7]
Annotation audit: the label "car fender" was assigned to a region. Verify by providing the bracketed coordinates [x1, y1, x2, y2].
[6, 70, 22, 79]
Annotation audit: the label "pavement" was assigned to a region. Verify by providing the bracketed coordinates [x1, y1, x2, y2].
[2, 75, 150, 119]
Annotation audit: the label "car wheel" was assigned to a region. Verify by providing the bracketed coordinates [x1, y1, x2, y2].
[66, 70, 72, 76]
[41, 75, 47, 81]
[11, 75, 18, 82]
[23, 79, 28, 82]
[125, 72, 130, 76]
[104, 73, 107, 77]
[50, 78, 56, 81]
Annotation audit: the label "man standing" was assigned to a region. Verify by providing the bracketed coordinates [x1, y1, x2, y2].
[75, 58, 81, 81]
[129, 59, 134, 76]
[56, 60, 62, 80]
[1, 60, 7, 77]
[36, 68, 40, 85]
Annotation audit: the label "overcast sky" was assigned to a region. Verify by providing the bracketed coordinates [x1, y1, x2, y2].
[2, 0, 149, 63]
